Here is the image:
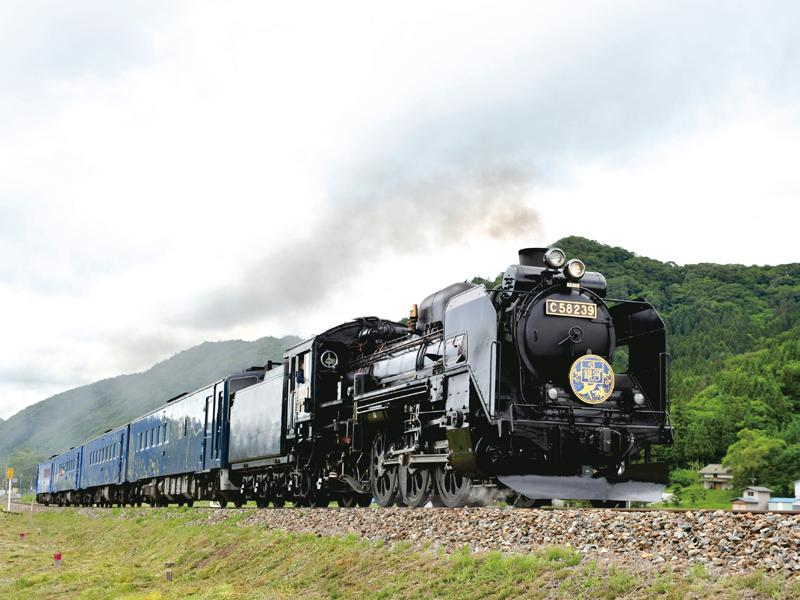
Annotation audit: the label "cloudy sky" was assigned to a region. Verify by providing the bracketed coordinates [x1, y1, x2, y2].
[1, 1, 798, 418]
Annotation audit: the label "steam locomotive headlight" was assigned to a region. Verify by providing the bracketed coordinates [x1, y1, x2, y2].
[547, 387, 559, 400]
[544, 247, 566, 269]
[565, 259, 586, 280]
[633, 392, 645, 406]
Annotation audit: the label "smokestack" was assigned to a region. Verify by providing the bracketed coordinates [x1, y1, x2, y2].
[518, 247, 548, 267]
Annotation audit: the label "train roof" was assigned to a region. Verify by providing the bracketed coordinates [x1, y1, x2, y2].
[128, 369, 264, 423]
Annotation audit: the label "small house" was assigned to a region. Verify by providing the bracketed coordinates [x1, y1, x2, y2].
[731, 497, 759, 512]
[698, 464, 733, 490]
[768, 498, 798, 511]
[732, 486, 771, 512]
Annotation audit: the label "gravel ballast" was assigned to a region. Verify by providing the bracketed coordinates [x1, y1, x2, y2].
[233, 507, 800, 575]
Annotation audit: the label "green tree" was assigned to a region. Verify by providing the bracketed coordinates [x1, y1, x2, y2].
[722, 429, 786, 489]
[771, 444, 800, 496]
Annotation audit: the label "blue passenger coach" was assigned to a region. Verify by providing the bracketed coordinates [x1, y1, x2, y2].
[35, 368, 263, 507]
[125, 370, 263, 506]
[35, 459, 54, 503]
[79, 424, 130, 505]
[42, 446, 83, 505]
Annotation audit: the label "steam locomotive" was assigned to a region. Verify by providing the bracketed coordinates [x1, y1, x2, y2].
[36, 247, 672, 508]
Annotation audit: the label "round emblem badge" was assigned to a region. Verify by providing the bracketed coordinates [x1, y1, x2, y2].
[320, 350, 339, 369]
[569, 354, 615, 405]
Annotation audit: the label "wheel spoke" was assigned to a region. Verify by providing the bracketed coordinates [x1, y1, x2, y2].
[369, 433, 398, 507]
[433, 466, 473, 508]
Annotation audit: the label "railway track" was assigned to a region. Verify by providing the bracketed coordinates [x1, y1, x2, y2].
[8, 500, 798, 515]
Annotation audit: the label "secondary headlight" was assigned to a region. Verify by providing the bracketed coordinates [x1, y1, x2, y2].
[565, 259, 586, 280]
[544, 247, 566, 269]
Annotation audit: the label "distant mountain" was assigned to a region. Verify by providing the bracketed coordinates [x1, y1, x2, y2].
[0, 335, 300, 467]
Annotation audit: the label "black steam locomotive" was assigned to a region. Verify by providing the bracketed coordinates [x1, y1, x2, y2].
[37, 247, 672, 509]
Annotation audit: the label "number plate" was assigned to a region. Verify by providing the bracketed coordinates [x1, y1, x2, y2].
[545, 300, 597, 319]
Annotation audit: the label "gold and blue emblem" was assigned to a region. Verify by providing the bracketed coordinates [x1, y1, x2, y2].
[569, 354, 615, 404]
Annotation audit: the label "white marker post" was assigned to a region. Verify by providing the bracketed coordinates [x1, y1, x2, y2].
[6, 467, 12, 512]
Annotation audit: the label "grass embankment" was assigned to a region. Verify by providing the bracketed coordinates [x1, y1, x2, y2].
[1, 509, 797, 599]
[658, 469, 739, 510]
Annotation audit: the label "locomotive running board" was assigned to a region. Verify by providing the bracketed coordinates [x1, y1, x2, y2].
[498, 474, 665, 503]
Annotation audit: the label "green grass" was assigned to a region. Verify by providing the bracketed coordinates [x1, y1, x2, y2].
[651, 484, 738, 510]
[649, 469, 739, 510]
[1, 509, 798, 599]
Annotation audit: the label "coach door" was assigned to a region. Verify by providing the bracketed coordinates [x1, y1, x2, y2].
[202, 383, 226, 471]
[116, 431, 125, 483]
[211, 382, 225, 467]
[202, 393, 213, 470]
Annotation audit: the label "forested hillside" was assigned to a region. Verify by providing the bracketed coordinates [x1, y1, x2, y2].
[476, 237, 800, 494]
[0, 335, 300, 486]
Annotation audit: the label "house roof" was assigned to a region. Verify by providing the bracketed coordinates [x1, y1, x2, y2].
[699, 464, 731, 475]
[745, 486, 772, 492]
[733, 497, 759, 504]
[768, 498, 799, 503]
